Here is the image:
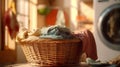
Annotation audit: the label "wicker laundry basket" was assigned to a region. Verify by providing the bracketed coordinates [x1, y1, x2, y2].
[19, 39, 82, 66]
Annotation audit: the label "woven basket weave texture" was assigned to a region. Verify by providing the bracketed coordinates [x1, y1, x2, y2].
[20, 39, 82, 66]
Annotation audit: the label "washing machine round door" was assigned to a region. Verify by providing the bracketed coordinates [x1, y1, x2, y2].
[98, 4, 120, 50]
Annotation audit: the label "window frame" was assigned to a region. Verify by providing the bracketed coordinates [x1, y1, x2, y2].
[0, 0, 17, 63]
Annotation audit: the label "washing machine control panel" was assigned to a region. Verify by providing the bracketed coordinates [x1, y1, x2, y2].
[98, 0, 120, 2]
[115, 0, 120, 1]
[98, 0, 109, 2]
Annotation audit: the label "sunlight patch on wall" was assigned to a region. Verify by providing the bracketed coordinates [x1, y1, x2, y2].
[80, 1, 94, 22]
[29, 1, 37, 30]
[70, 0, 78, 30]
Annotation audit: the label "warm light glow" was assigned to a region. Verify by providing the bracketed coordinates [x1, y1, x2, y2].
[17, 0, 29, 28]
[80, 1, 94, 22]
[17, 0, 28, 15]
[30, 1, 37, 30]
[70, 0, 78, 30]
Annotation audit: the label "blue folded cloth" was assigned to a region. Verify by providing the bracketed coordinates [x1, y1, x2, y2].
[40, 25, 75, 39]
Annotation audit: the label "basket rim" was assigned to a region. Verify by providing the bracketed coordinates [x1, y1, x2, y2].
[19, 38, 81, 45]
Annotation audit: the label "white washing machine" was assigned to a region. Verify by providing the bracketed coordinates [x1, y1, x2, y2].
[94, 0, 120, 61]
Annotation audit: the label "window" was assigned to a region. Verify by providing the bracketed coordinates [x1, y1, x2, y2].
[17, 0, 29, 29]
[0, 0, 38, 63]
[17, 0, 38, 30]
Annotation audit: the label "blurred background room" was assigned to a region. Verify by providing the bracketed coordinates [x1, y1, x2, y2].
[0, 0, 120, 67]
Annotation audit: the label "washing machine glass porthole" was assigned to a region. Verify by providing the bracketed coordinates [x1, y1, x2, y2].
[99, 4, 120, 45]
